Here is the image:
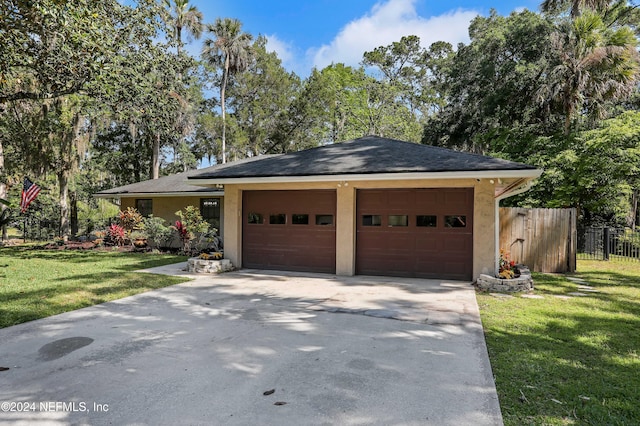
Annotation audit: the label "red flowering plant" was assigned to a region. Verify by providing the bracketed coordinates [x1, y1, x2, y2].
[174, 220, 189, 248]
[107, 224, 126, 246]
[498, 249, 518, 279]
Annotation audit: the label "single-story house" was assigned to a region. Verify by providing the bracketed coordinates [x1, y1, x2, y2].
[96, 136, 542, 281]
[95, 156, 268, 234]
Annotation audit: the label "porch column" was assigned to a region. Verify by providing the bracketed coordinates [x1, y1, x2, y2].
[336, 184, 356, 275]
[223, 185, 242, 269]
[474, 179, 496, 279]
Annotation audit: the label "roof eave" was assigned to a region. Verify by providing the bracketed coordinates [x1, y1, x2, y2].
[94, 191, 225, 199]
[188, 169, 544, 186]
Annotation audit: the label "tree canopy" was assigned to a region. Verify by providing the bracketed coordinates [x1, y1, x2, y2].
[1, 0, 640, 237]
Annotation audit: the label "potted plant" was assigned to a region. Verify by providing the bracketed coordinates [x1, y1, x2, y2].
[130, 230, 148, 249]
[498, 249, 520, 279]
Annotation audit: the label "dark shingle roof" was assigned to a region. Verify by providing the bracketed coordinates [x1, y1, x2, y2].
[95, 156, 269, 196]
[189, 136, 536, 180]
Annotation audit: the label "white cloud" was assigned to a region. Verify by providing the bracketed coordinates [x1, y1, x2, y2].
[309, 0, 478, 70]
[265, 34, 294, 67]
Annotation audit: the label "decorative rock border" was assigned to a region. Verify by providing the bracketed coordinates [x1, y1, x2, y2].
[187, 258, 234, 274]
[476, 267, 534, 292]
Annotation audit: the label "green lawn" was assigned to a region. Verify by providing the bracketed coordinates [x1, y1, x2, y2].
[478, 259, 640, 425]
[3, 246, 638, 424]
[0, 247, 189, 328]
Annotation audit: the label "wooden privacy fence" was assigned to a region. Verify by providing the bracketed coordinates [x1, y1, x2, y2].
[499, 208, 577, 273]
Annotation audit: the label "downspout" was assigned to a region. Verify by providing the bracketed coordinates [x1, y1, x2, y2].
[494, 178, 535, 276]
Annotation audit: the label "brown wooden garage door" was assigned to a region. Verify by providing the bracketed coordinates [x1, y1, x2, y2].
[356, 188, 473, 280]
[242, 190, 336, 273]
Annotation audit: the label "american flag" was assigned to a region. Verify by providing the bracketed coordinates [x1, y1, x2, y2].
[20, 177, 41, 213]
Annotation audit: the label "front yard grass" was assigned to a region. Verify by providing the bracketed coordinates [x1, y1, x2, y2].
[478, 259, 640, 425]
[0, 247, 189, 328]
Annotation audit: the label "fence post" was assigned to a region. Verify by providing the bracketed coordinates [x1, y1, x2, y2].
[569, 208, 577, 272]
[603, 227, 610, 260]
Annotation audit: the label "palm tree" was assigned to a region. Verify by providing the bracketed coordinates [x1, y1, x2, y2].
[202, 18, 253, 164]
[541, 0, 610, 18]
[162, 0, 203, 54]
[538, 12, 639, 134]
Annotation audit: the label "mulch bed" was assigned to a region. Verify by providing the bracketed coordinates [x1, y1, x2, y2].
[42, 241, 144, 252]
[44, 241, 98, 250]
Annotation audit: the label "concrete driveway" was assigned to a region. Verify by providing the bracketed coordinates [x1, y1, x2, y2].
[0, 264, 502, 426]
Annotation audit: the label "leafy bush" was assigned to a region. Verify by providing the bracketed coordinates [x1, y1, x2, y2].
[118, 207, 143, 234]
[615, 228, 640, 257]
[141, 215, 172, 249]
[130, 230, 147, 240]
[193, 229, 223, 253]
[175, 206, 209, 237]
[173, 206, 210, 254]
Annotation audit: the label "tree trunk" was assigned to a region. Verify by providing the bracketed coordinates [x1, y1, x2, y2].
[70, 191, 78, 237]
[152, 133, 160, 179]
[59, 170, 70, 239]
[564, 113, 572, 135]
[221, 57, 229, 164]
[57, 108, 82, 239]
[629, 189, 638, 230]
[129, 121, 141, 182]
[563, 92, 574, 136]
[0, 139, 6, 241]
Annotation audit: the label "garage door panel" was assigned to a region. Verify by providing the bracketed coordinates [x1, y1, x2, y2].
[358, 256, 413, 277]
[286, 229, 333, 245]
[357, 188, 473, 280]
[384, 234, 414, 250]
[414, 238, 438, 248]
[243, 190, 336, 273]
[266, 252, 287, 266]
[443, 191, 467, 206]
[441, 235, 471, 252]
[358, 190, 387, 209]
[414, 191, 440, 210]
[387, 190, 414, 210]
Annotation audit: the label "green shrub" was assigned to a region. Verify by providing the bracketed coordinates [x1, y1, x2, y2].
[141, 215, 172, 249]
[174, 206, 210, 254]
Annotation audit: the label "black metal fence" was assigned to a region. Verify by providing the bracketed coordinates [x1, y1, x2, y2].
[578, 227, 640, 261]
[14, 217, 117, 241]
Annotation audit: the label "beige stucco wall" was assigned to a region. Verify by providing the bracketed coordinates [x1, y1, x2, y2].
[119, 196, 225, 237]
[222, 178, 497, 280]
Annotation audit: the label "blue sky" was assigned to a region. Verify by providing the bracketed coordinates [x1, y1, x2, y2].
[186, 0, 542, 76]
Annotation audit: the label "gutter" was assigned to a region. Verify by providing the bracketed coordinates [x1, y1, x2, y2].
[94, 191, 225, 199]
[187, 169, 543, 186]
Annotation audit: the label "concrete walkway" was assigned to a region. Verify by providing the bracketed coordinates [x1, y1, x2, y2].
[0, 264, 503, 425]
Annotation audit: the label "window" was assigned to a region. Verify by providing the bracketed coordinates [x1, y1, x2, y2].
[135, 199, 152, 217]
[248, 213, 263, 224]
[292, 214, 309, 225]
[444, 215, 466, 228]
[362, 215, 382, 226]
[388, 215, 408, 227]
[200, 198, 221, 229]
[316, 214, 334, 225]
[416, 215, 437, 227]
[269, 214, 286, 225]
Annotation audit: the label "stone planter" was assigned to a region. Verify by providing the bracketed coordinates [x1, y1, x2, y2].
[476, 267, 534, 292]
[187, 257, 234, 274]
